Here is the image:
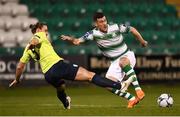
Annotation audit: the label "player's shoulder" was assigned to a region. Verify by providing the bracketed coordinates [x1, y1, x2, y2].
[109, 23, 118, 26]
[32, 33, 41, 40]
[84, 29, 94, 35]
[34, 32, 45, 39]
[92, 27, 98, 32]
[92, 28, 103, 35]
[108, 23, 119, 30]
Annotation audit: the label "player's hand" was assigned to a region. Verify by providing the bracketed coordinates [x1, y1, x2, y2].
[60, 35, 72, 41]
[141, 40, 148, 47]
[9, 79, 20, 88]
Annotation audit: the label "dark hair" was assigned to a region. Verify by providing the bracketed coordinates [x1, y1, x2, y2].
[29, 22, 47, 34]
[93, 12, 105, 21]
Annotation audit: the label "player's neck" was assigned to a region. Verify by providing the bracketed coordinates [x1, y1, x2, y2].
[99, 29, 107, 33]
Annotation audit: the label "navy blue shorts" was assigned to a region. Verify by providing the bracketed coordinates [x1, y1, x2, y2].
[44, 60, 79, 88]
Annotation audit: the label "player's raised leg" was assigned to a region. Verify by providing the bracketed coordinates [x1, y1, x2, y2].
[75, 67, 122, 90]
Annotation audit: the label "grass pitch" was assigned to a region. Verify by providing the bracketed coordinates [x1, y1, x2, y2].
[0, 82, 180, 116]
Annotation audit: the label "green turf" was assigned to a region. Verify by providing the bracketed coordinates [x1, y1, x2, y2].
[0, 83, 180, 116]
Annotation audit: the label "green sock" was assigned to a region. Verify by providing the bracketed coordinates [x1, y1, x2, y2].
[122, 64, 141, 90]
[112, 89, 135, 100]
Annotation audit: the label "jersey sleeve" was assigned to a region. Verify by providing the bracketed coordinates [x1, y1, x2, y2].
[79, 30, 94, 42]
[20, 46, 31, 63]
[119, 24, 131, 34]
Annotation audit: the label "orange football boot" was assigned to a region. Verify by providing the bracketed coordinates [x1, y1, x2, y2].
[136, 89, 145, 101]
[127, 98, 139, 108]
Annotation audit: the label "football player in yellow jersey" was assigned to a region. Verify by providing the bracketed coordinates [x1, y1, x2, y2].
[9, 22, 131, 109]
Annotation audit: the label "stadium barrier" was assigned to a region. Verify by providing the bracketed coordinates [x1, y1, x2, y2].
[88, 54, 180, 80]
[0, 55, 87, 80]
[0, 55, 180, 81]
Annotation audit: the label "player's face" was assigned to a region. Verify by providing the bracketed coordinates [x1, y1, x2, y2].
[95, 16, 108, 33]
[36, 25, 48, 36]
[42, 25, 48, 36]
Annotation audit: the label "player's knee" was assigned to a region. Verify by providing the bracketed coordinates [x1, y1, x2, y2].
[106, 75, 118, 82]
[87, 72, 95, 81]
[75, 67, 95, 81]
[119, 57, 130, 67]
[56, 84, 66, 91]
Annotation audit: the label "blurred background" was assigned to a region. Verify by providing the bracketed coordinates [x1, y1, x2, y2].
[0, 0, 180, 116]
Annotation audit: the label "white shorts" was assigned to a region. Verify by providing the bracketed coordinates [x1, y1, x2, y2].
[105, 51, 136, 82]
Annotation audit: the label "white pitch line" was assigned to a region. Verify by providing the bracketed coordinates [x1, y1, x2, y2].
[0, 104, 123, 108]
[1, 103, 180, 107]
[41, 104, 180, 108]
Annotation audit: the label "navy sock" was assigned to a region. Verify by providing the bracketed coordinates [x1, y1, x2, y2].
[57, 90, 68, 108]
[91, 74, 121, 89]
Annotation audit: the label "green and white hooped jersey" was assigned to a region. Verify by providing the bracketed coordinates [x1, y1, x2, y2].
[80, 24, 131, 60]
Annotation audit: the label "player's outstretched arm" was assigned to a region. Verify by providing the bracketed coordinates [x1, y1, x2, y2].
[9, 62, 26, 88]
[130, 27, 148, 47]
[60, 35, 82, 45]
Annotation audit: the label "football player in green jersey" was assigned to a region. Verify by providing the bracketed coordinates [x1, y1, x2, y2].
[61, 12, 148, 108]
